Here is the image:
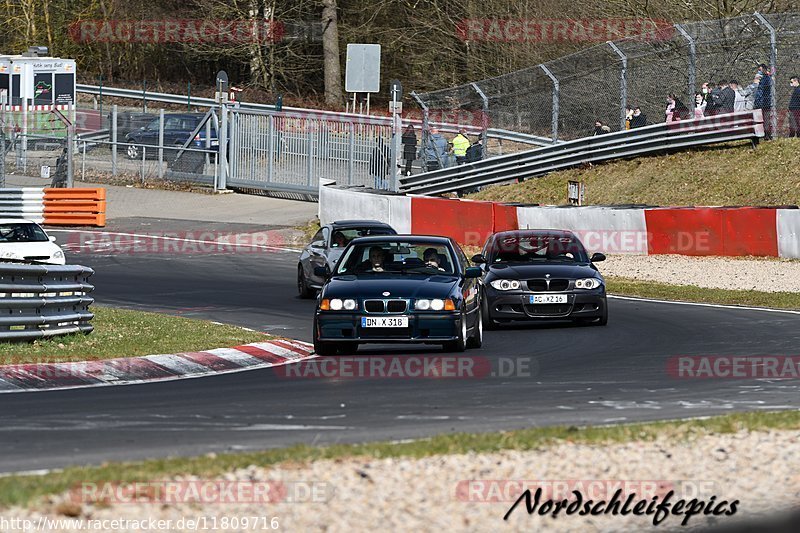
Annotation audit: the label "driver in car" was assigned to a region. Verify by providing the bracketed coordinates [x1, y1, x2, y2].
[332, 231, 348, 248]
[357, 246, 387, 272]
[423, 248, 445, 271]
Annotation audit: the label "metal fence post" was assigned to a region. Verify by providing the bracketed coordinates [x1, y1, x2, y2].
[267, 114, 274, 185]
[111, 105, 118, 176]
[675, 24, 696, 110]
[410, 91, 429, 160]
[471, 82, 489, 158]
[754, 12, 778, 137]
[540, 65, 560, 143]
[142, 79, 147, 113]
[218, 102, 228, 190]
[607, 41, 628, 131]
[157, 109, 164, 179]
[306, 119, 314, 187]
[98, 75, 103, 122]
[347, 120, 354, 185]
[0, 128, 5, 188]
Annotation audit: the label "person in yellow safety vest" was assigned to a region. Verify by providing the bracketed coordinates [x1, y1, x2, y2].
[451, 129, 471, 165]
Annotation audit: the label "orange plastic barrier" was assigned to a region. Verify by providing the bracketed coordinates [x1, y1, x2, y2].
[43, 188, 106, 227]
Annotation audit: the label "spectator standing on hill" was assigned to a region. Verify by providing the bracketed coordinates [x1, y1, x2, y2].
[630, 107, 647, 128]
[730, 80, 747, 112]
[707, 81, 724, 116]
[465, 138, 483, 163]
[742, 74, 761, 110]
[694, 93, 706, 119]
[369, 137, 391, 189]
[424, 128, 449, 172]
[451, 129, 471, 165]
[789, 76, 800, 138]
[592, 121, 604, 135]
[701, 82, 717, 115]
[625, 106, 634, 129]
[401, 125, 417, 176]
[755, 64, 774, 139]
[719, 80, 735, 114]
[666, 94, 690, 122]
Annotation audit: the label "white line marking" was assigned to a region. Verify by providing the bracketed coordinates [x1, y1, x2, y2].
[609, 294, 800, 315]
[48, 229, 302, 253]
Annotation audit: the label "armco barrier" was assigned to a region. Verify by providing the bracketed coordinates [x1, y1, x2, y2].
[319, 184, 800, 258]
[0, 188, 45, 223]
[43, 188, 106, 227]
[0, 264, 94, 341]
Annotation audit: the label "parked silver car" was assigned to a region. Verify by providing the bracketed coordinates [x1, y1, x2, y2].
[297, 220, 397, 298]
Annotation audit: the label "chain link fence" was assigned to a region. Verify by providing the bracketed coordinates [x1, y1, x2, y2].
[415, 12, 800, 142]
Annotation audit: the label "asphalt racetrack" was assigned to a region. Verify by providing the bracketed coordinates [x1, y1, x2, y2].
[1, 218, 799, 473]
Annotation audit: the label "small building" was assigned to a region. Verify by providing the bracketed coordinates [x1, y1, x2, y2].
[0, 47, 76, 110]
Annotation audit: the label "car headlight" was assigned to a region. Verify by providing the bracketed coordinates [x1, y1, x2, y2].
[321, 298, 356, 311]
[430, 298, 445, 311]
[575, 278, 602, 289]
[415, 299, 431, 310]
[52, 250, 64, 259]
[490, 279, 521, 291]
[415, 298, 456, 311]
[343, 299, 357, 310]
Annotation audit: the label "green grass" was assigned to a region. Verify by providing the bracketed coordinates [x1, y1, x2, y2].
[607, 276, 800, 310]
[468, 139, 800, 206]
[0, 307, 268, 365]
[2, 410, 800, 509]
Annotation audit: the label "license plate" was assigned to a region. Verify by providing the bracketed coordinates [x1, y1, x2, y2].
[529, 294, 568, 304]
[361, 316, 409, 328]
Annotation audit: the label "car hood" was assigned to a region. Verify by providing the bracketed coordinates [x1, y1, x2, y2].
[487, 262, 599, 279]
[323, 274, 459, 299]
[0, 242, 63, 262]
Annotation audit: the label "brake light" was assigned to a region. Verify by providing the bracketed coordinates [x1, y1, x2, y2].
[444, 299, 456, 311]
[320, 299, 331, 310]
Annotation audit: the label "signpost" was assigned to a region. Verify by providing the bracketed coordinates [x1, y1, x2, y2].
[389, 79, 402, 191]
[345, 44, 380, 115]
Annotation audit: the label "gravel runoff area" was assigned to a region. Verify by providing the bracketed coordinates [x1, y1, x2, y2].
[601, 254, 800, 293]
[7, 429, 799, 531]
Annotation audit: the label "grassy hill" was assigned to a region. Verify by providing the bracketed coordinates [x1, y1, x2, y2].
[468, 139, 800, 206]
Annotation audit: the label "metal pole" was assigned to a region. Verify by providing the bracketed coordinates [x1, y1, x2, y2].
[410, 91, 429, 162]
[607, 41, 628, 131]
[675, 24, 696, 110]
[754, 12, 778, 137]
[66, 113, 74, 188]
[20, 98, 28, 170]
[0, 129, 5, 188]
[218, 101, 228, 190]
[98, 75, 103, 120]
[142, 79, 147, 113]
[111, 105, 118, 176]
[187, 82, 191, 111]
[470, 82, 490, 159]
[157, 109, 164, 179]
[347, 120, 354, 185]
[540, 65, 560, 143]
[267, 114, 274, 185]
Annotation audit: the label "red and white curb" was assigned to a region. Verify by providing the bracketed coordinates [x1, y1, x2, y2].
[0, 340, 317, 393]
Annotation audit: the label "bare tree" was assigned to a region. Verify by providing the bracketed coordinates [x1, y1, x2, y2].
[321, 0, 343, 105]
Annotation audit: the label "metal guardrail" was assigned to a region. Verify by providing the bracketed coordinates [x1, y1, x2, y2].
[399, 110, 765, 196]
[76, 84, 554, 147]
[0, 264, 94, 341]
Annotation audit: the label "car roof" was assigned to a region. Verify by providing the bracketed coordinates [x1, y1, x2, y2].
[330, 220, 394, 229]
[490, 229, 577, 241]
[348, 234, 452, 245]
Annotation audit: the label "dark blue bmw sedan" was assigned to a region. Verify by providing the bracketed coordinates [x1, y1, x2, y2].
[312, 235, 483, 355]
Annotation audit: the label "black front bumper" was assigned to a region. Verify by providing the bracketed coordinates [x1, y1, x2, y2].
[315, 311, 462, 344]
[486, 289, 606, 321]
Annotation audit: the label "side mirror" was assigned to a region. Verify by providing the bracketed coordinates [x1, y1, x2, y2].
[464, 266, 482, 278]
[591, 252, 606, 262]
[471, 253, 487, 264]
[310, 240, 325, 249]
[314, 265, 331, 278]
[49, 236, 56, 243]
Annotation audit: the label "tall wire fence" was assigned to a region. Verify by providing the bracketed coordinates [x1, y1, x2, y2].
[415, 12, 800, 142]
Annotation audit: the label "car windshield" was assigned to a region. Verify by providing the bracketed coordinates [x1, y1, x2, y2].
[0, 223, 49, 243]
[336, 241, 456, 275]
[330, 227, 395, 248]
[488, 234, 589, 263]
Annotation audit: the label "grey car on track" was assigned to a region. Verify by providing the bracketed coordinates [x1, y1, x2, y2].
[297, 220, 397, 298]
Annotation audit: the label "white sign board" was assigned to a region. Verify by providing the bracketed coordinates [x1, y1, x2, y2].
[40, 165, 51, 179]
[345, 44, 381, 93]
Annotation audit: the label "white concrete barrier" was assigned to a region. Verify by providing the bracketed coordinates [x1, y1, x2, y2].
[319, 185, 412, 233]
[777, 209, 800, 259]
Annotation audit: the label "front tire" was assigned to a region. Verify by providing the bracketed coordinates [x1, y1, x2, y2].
[443, 309, 468, 352]
[481, 291, 497, 330]
[297, 265, 313, 299]
[466, 309, 483, 348]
